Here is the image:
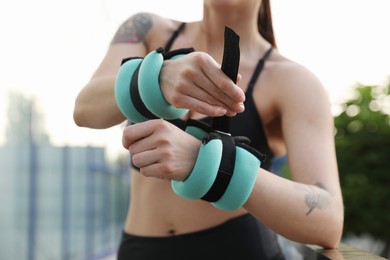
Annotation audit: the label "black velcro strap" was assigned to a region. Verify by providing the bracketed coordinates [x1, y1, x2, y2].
[186, 119, 214, 133]
[212, 26, 240, 134]
[121, 56, 143, 65]
[164, 47, 195, 60]
[234, 138, 267, 163]
[221, 27, 240, 84]
[129, 62, 158, 120]
[201, 133, 236, 202]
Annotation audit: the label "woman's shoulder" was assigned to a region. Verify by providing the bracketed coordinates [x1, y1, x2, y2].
[116, 12, 186, 50]
[118, 12, 180, 30]
[263, 50, 330, 111]
[268, 51, 326, 95]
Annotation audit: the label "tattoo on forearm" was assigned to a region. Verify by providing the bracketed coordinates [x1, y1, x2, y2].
[111, 13, 152, 44]
[295, 182, 330, 216]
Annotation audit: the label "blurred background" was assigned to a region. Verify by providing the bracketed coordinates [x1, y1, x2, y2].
[0, 0, 389, 259]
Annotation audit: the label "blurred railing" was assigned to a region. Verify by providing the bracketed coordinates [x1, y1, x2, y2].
[302, 243, 387, 259]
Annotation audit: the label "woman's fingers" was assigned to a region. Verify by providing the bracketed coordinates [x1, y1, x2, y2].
[122, 120, 156, 150]
[160, 52, 245, 116]
[173, 94, 235, 117]
[122, 120, 201, 180]
[199, 54, 245, 103]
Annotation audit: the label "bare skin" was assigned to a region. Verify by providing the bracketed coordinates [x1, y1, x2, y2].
[74, 1, 344, 249]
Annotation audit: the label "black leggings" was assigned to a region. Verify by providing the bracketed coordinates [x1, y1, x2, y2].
[117, 214, 285, 260]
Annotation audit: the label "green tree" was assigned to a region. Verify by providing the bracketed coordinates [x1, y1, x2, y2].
[334, 82, 390, 257]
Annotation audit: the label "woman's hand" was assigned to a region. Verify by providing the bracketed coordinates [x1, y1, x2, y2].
[122, 119, 201, 180]
[160, 52, 245, 117]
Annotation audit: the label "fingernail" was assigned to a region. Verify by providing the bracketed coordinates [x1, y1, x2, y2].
[215, 107, 227, 115]
[226, 111, 237, 117]
[219, 108, 227, 115]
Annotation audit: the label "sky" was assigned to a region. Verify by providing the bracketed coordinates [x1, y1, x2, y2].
[0, 0, 389, 157]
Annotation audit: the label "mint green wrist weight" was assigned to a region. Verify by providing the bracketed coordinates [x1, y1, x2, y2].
[138, 48, 188, 119]
[115, 48, 195, 122]
[212, 146, 261, 211]
[171, 138, 222, 200]
[185, 119, 213, 140]
[172, 126, 264, 211]
[115, 58, 151, 123]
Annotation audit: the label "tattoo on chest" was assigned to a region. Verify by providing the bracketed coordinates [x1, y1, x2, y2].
[112, 13, 152, 44]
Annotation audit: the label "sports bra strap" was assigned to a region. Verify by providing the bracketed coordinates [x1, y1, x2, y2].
[164, 22, 186, 52]
[246, 47, 273, 95]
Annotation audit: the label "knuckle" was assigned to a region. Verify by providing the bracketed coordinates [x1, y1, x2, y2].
[159, 163, 175, 175]
[219, 80, 231, 92]
[171, 94, 184, 107]
[192, 52, 210, 66]
[171, 79, 188, 101]
[181, 66, 197, 78]
[153, 119, 169, 132]
[128, 144, 136, 154]
[131, 154, 140, 166]
[159, 147, 173, 159]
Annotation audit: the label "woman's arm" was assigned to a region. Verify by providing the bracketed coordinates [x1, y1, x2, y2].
[245, 170, 343, 248]
[73, 14, 149, 129]
[73, 13, 245, 129]
[245, 62, 344, 248]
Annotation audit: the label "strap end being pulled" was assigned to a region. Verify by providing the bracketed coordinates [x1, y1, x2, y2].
[212, 26, 240, 133]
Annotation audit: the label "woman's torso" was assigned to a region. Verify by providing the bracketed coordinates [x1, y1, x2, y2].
[124, 18, 287, 236]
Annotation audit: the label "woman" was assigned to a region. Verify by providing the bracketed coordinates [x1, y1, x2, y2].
[73, 0, 344, 259]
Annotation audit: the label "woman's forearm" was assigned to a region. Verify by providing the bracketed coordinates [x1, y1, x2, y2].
[244, 169, 344, 248]
[73, 76, 126, 129]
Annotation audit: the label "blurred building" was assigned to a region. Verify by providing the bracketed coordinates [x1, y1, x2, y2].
[0, 93, 130, 260]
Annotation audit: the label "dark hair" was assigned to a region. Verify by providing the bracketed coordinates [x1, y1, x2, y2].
[258, 0, 277, 48]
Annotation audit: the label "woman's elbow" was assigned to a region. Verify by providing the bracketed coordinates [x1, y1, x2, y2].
[319, 207, 344, 249]
[73, 103, 125, 129]
[73, 101, 98, 128]
[73, 104, 88, 127]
